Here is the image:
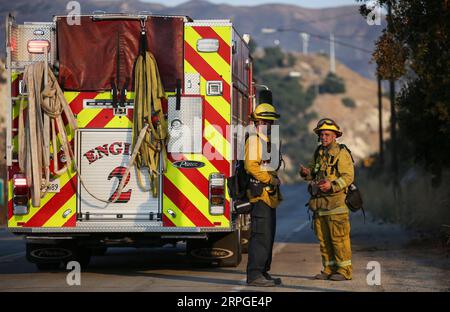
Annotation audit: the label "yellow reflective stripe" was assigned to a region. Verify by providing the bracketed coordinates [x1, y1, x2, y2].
[165, 165, 228, 225]
[105, 115, 132, 128]
[12, 135, 18, 154]
[337, 260, 352, 267]
[184, 61, 231, 122]
[200, 74, 231, 121]
[76, 107, 101, 128]
[324, 260, 335, 267]
[7, 179, 13, 201]
[163, 194, 195, 227]
[317, 207, 349, 216]
[185, 27, 231, 85]
[12, 97, 27, 120]
[182, 154, 230, 203]
[204, 119, 231, 161]
[76, 92, 109, 127]
[64, 91, 80, 104]
[335, 177, 346, 189]
[43, 194, 76, 227]
[12, 72, 20, 82]
[211, 26, 232, 46]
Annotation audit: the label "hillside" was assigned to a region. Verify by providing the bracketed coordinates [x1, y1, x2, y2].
[253, 50, 390, 183]
[0, 0, 383, 78]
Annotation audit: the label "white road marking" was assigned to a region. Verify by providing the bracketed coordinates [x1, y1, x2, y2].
[232, 220, 310, 291]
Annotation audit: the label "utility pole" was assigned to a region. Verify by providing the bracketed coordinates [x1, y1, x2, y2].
[300, 32, 310, 55]
[330, 32, 336, 73]
[377, 74, 384, 166]
[387, 0, 399, 198]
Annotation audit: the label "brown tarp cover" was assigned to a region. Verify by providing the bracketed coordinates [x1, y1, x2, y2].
[56, 16, 184, 91]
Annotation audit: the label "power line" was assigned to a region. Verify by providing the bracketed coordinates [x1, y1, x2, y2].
[295, 11, 360, 28]
[293, 11, 378, 38]
[265, 27, 373, 54]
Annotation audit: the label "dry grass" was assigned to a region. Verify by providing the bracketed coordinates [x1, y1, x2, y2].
[359, 168, 450, 230]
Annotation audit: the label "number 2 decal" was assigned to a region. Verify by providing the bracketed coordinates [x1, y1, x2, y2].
[108, 166, 132, 203]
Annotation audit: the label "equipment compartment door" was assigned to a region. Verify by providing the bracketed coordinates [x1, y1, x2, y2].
[76, 129, 160, 221]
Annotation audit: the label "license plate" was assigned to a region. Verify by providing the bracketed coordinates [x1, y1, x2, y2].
[47, 179, 60, 193]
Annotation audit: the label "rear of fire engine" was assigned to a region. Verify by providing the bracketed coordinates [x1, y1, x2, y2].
[5, 13, 254, 270]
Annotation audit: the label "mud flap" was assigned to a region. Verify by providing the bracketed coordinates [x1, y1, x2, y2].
[187, 230, 242, 267]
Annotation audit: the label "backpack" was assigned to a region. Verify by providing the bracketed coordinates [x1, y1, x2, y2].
[227, 133, 283, 214]
[227, 160, 252, 214]
[313, 144, 364, 215]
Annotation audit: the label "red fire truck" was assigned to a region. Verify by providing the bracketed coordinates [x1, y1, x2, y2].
[5, 13, 255, 269]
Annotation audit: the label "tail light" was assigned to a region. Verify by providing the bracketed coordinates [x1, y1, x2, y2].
[209, 173, 225, 215]
[13, 174, 30, 215]
[27, 39, 50, 54]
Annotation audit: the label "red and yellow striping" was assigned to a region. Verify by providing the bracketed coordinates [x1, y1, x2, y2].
[9, 24, 234, 230]
[162, 24, 232, 228]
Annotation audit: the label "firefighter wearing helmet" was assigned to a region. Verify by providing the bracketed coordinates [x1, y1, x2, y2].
[245, 103, 283, 287]
[299, 118, 354, 281]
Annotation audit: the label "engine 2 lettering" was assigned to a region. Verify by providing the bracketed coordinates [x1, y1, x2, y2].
[83, 142, 132, 164]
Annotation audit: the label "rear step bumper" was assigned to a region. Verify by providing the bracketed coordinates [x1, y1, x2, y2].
[8, 222, 235, 234]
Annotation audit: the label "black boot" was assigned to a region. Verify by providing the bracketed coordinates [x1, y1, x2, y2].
[263, 272, 282, 285]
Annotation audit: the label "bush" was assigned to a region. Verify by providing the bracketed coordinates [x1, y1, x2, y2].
[319, 72, 346, 94]
[342, 97, 356, 108]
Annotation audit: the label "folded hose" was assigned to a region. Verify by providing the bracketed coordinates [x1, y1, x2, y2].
[19, 62, 77, 207]
[133, 51, 168, 197]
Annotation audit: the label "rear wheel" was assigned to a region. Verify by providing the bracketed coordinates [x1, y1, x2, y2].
[187, 230, 242, 267]
[27, 242, 72, 270]
[26, 241, 91, 270]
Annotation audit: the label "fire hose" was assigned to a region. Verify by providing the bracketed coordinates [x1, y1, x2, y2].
[19, 62, 77, 207]
[19, 61, 161, 206]
[132, 50, 168, 197]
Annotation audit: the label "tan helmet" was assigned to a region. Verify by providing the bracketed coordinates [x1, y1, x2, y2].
[313, 118, 343, 137]
[250, 103, 280, 121]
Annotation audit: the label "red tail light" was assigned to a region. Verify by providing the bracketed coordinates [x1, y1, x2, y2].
[209, 173, 225, 215]
[13, 174, 30, 215]
[210, 187, 224, 196]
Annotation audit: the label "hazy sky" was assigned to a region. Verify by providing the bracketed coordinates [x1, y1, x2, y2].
[143, 0, 359, 8]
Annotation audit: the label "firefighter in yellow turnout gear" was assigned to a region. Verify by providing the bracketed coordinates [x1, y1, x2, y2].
[300, 118, 354, 281]
[245, 103, 283, 287]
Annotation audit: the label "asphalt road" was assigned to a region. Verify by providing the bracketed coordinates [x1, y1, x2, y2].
[0, 184, 449, 292]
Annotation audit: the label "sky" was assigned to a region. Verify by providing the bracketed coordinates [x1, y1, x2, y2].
[142, 0, 359, 8]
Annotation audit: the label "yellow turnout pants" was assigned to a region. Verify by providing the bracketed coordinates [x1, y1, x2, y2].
[314, 213, 352, 280]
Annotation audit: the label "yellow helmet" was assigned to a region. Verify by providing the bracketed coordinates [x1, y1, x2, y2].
[313, 118, 343, 137]
[250, 103, 280, 121]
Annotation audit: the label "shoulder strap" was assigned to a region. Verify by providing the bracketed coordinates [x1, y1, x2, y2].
[339, 144, 355, 163]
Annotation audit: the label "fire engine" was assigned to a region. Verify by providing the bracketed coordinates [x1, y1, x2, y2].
[5, 13, 257, 269]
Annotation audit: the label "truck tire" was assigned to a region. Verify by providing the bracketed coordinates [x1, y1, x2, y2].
[187, 230, 242, 267]
[27, 242, 91, 270]
[27, 242, 72, 270]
